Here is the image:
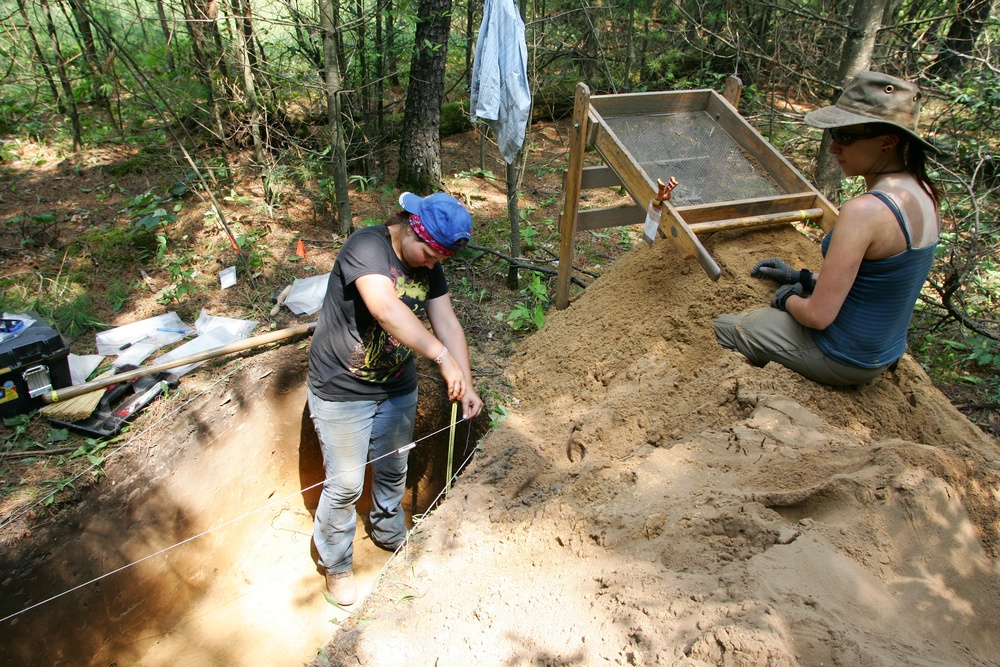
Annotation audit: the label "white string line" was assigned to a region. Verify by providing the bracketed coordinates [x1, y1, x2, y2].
[0, 412, 474, 625]
[0, 366, 244, 530]
[364, 423, 477, 592]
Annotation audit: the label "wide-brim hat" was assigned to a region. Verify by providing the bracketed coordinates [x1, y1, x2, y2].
[804, 71, 938, 153]
[399, 192, 472, 257]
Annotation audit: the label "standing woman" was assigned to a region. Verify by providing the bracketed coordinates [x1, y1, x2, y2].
[308, 192, 484, 606]
[714, 71, 941, 386]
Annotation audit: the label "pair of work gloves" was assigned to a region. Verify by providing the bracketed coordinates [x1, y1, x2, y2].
[751, 258, 817, 311]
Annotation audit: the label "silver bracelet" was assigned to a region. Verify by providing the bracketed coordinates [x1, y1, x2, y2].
[433, 347, 448, 364]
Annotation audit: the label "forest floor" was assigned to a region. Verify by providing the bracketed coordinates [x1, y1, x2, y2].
[1, 114, 999, 666]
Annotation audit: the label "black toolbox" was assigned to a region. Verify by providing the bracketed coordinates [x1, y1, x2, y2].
[0, 312, 72, 418]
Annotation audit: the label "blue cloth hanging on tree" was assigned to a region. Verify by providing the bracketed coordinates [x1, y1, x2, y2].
[469, 0, 531, 164]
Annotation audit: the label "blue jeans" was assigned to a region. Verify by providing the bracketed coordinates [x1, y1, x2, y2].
[307, 387, 418, 573]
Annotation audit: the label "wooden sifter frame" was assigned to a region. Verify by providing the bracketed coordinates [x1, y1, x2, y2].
[555, 80, 839, 309]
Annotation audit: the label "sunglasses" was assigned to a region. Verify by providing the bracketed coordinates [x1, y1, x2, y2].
[827, 128, 885, 146]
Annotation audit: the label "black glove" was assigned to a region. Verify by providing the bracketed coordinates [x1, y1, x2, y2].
[771, 283, 804, 311]
[751, 258, 816, 291]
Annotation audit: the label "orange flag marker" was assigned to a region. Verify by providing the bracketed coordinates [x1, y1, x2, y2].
[296, 239, 307, 259]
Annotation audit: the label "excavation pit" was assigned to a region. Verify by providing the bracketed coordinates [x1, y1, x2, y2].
[0, 343, 486, 666]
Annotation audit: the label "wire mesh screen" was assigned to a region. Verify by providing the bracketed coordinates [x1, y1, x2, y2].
[603, 111, 782, 206]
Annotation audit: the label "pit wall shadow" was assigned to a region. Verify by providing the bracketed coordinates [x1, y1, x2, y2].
[0, 346, 489, 666]
[299, 357, 491, 544]
[0, 347, 306, 665]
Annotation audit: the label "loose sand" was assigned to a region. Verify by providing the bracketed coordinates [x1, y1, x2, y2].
[316, 223, 1000, 666]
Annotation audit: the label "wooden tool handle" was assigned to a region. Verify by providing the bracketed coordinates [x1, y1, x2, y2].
[43, 321, 317, 404]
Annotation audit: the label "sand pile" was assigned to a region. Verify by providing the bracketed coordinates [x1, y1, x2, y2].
[317, 224, 1000, 666]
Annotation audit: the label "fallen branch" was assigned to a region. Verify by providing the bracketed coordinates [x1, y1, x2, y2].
[1, 446, 80, 459]
[952, 402, 1000, 411]
[466, 243, 593, 287]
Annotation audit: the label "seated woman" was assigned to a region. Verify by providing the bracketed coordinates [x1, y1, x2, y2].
[714, 71, 940, 386]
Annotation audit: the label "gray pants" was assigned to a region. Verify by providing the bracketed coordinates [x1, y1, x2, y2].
[713, 308, 889, 387]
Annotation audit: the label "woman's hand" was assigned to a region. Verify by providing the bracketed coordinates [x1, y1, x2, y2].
[460, 386, 484, 420]
[436, 352, 483, 419]
[437, 352, 467, 402]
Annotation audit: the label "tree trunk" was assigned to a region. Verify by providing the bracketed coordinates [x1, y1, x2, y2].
[505, 155, 522, 289]
[354, 0, 377, 179]
[623, 3, 635, 90]
[154, 0, 176, 72]
[386, 0, 398, 87]
[230, 0, 266, 187]
[465, 0, 475, 89]
[132, 0, 150, 42]
[64, 0, 102, 77]
[504, 0, 531, 290]
[183, 0, 226, 138]
[374, 1, 386, 178]
[320, 0, 353, 233]
[932, 0, 991, 78]
[814, 0, 885, 201]
[40, 0, 83, 150]
[398, 0, 453, 192]
[16, 0, 62, 108]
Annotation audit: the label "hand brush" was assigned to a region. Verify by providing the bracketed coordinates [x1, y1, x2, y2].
[40, 369, 116, 422]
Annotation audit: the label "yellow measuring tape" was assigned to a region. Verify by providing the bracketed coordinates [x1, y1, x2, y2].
[445, 401, 458, 499]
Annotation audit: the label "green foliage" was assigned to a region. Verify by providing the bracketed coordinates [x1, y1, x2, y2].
[507, 274, 549, 332]
[965, 336, 1000, 371]
[233, 224, 271, 271]
[489, 403, 508, 430]
[0, 270, 105, 338]
[104, 147, 174, 178]
[349, 175, 376, 192]
[440, 100, 473, 136]
[4, 211, 59, 248]
[152, 234, 200, 305]
[121, 189, 181, 230]
[455, 277, 489, 304]
[0, 136, 20, 162]
[76, 225, 155, 267]
[105, 280, 134, 313]
[50, 293, 104, 338]
[2, 413, 35, 453]
[456, 168, 497, 181]
[223, 188, 253, 206]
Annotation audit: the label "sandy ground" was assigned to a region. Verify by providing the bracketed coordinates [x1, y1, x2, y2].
[314, 223, 1000, 666]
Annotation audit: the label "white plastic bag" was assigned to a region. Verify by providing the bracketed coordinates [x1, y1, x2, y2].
[156, 311, 258, 378]
[194, 309, 258, 339]
[96, 312, 192, 356]
[67, 354, 105, 385]
[284, 274, 329, 315]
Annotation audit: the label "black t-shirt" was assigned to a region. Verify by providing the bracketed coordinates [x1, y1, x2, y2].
[308, 225, 448, 401]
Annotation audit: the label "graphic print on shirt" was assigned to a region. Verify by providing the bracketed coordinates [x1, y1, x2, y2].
[348, 266, 430, 383]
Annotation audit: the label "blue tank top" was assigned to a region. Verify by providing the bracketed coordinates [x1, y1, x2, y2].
[812, 191, 937, 368]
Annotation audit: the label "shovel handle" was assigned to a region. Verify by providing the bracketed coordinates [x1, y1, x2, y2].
[696, 242, 722, 281]
[44, 321, 317, 404]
